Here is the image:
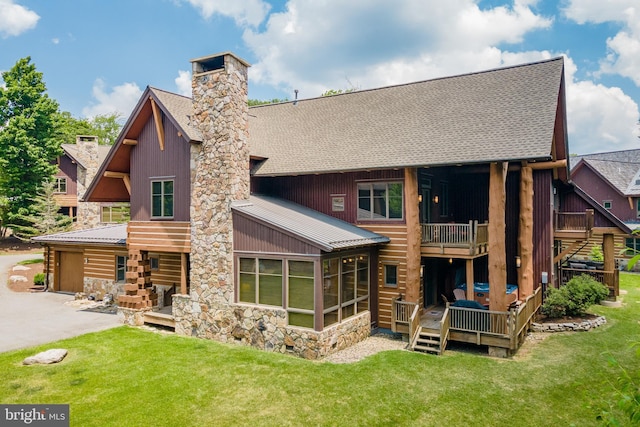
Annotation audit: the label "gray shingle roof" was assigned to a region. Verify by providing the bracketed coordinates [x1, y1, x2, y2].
[150, 87, 202, 142]
[231, 195, 390, 252]
[149, 57, 564, 177]
[571, 149, 640, 196]
[250, 58, 564, 176]
[32, 224, 127, 245]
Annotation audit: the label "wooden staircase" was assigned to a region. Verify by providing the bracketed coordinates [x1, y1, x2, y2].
[143, 311, 175, 329]
[412, 327, 445, 355]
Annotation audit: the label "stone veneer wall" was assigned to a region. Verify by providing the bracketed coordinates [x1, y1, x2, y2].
[83, 277, 124, 301]
[173, 294, 371, 359]
[174, 53, 371, 359]
[75, 136, 102, 230]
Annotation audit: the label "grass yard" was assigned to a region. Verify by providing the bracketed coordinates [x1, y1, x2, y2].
[1, 275, 639, 426]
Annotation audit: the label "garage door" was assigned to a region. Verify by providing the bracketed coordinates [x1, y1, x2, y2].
[58, 251, 84, 293]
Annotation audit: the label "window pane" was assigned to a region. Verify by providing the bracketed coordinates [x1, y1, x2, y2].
[163, 180, 173, 195]
[356, 255, 369, 298]
[388, 183, 403, 219]
[289, 312, 314, 328]
[259, 259, 282, 275]
[342, 257, 355, 302]
[323, 259, 339, 309]
[357, 184, 371, 219]
[239, 272, 256, 303]
[152, 195, 162, 217]
[289, 260, 314, 277]
[164, 194, 174, 217]
[372, 183, 387, 218]
[239, 258, 256, 273]
[289, 277, 314, 310]
[357, 299, 369, 313]
[324, 310, 338, 327]
[152, 181, 162, 195]
[385, 265, 398, 287]
[342, 304, 355, 319]
[258, 274, 282, 306]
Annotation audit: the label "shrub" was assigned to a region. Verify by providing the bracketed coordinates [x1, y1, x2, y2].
[590, 244, 604, 262]
[541, 274, 609, 318]
[33, 273, 45, 286]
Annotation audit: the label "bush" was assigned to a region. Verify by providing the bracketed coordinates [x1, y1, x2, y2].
[33, 273, 45, 286]
[541, 274, 609, 318]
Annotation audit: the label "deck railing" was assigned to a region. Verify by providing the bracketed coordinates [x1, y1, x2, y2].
[439, 306, 451, 354]
[555, 209, 594, 232]
[391, 298, 418, 333]
[408, 304, 421, 348]
[421, 220, 488, 248]
[559, 268, 619, 298]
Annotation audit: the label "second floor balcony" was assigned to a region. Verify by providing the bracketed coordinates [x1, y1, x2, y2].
[421, 220, 488, 257]
[554, 209, 594, 240]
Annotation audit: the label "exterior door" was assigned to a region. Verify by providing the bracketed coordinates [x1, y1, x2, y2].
[57, 251, 84, 293]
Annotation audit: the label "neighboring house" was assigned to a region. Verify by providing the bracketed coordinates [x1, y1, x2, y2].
[570, 150, 640, 254]
[35, 53, 629, 359]
[54, 135, 130, 229]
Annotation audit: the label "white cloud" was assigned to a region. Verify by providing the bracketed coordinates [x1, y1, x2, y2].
[244, 0, 551, 96]
[563, 1, 640, 86]
[175, 70, 192, 96]
[0, 0, 39, 38]
[184, 0, 270, 27]
[51, 38, 59, 44]
[82, 79, 143, 119]
[563, 56, 640, 154]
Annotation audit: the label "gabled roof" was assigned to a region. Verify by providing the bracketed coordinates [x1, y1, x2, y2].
[571, 149, 640, 197]
[60, 144, 111, 169]
[231, 195, 390, 252]
[250, 57, 566, 176]
[85, 57, 567, 201]
[32, 224, 127, 245]
[569, 184, 632, 235]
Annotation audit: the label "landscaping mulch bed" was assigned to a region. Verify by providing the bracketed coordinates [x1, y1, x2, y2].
[7, 260, 44, 293]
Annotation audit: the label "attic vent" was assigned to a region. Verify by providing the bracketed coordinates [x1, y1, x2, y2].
[193, 55, 225, 74]
[635, 179, 640, 186]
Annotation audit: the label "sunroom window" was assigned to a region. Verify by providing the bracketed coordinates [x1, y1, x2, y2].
[323, 255, 369, 328]
[238, 258, 283, 307]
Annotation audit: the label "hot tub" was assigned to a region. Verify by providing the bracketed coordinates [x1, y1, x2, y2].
[456, 282, 518, 306]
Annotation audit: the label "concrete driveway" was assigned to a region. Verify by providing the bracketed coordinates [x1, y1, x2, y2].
[0, 253, 121, 353]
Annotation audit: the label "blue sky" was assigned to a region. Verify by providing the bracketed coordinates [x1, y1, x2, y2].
[1, 0, 639, 155]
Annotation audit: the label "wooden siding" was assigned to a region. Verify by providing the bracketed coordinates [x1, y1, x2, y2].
[560, 188, 627, 229]
[572, 163, 636, 222]
[53, 194, 77, 207]
[361, 223, 407, 329]
[252, 169, 405, 224]
[130, 116, 191, 221]
[533, 170, 553, 288]
[127, 221, 191, 253]
[233, 213, 321, 255]
[85, 247, 125, 280]
[149, 252, 184, 287]
[55, 154, 78, 199]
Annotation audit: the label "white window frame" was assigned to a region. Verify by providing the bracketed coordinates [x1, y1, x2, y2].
[603, 200, 612, 210]
[54, 177, 67, 194]
[357, 181, 403, 220]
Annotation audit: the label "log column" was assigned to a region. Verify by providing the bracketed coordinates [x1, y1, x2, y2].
[465, 259, 474, 300]
[405, 167, 421, 303]
[488, 162, 508, 311]
[518, 165, 534, 298]
[603, 233, 615, 292]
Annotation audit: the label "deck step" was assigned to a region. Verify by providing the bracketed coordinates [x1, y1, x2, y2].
[143, 311, 175, 329]
[412, 326, 443, 355]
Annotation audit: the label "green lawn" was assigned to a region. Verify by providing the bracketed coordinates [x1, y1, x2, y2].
[1, 275, 639, 426]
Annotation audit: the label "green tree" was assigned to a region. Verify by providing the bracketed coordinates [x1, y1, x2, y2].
[0, 57, 62, 236]
[248, 98, 288, 106]
[57, 111, 122, 145]
[9, 180, 72, 239]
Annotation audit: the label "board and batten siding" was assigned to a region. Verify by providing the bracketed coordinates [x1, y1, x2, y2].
[130, 115, 191, 221]
[233, 213, 321, 255]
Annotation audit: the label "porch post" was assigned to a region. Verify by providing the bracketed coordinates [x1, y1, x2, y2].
[603, 233, 614, 290]
[465, 259, 474, 300]
[518, 165, 534, 298]
[404, 167, 421, 303]
[180, 252, 188, 295]
[488, 162, 508, 311]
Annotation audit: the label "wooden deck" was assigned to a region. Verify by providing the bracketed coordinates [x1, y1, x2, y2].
[420, 221, 488, 258]
[143, 305, 175, 329]
[392, 287, 542, 355]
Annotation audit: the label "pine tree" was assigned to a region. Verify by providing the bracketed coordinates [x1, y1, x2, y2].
[10, 180, 72, 239]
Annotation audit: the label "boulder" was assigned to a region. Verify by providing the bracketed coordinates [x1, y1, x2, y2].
[23, 349, 68, 365]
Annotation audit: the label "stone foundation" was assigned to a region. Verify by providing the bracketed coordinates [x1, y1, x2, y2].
[531, 316, 606, 332]
[118, 307, 153, 326]
[83, 277, 123, 302]
[173, 294, 370, 359]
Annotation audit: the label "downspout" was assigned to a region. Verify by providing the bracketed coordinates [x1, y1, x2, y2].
[44, 245, 50, 291]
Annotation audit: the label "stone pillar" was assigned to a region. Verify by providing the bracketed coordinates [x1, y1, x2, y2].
[189, 53, 250, 310]
[75, 135, 102, 229]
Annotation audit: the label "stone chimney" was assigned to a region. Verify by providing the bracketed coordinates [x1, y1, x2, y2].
[188, 52, 251, 310]
[75, 135, 101, 229]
